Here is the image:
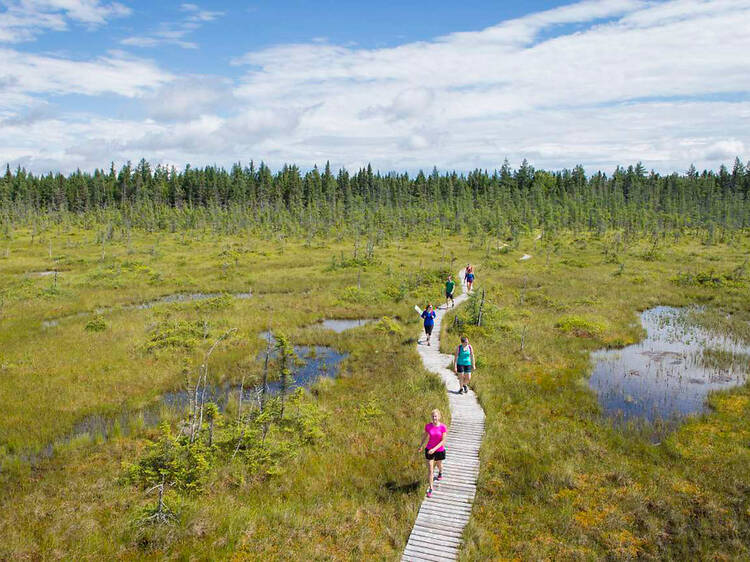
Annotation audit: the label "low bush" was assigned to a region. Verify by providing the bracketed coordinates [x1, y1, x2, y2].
[554, 315, 606, 338]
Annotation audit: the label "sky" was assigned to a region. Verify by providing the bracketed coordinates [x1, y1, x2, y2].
[1, 0, 749, 175]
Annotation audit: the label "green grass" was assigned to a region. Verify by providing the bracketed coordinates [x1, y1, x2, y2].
[0, 227, 749, 559]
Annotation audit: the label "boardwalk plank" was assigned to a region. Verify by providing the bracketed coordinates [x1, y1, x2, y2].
[404, 271, 485, 562]
[410, 529, 463, 546]
[402, 547, 454, 562]
[408, 536, 460, 553]
[413, 521, 465, 536]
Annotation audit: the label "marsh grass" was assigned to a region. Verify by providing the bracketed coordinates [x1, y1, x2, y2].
[0, 227, 749, 559]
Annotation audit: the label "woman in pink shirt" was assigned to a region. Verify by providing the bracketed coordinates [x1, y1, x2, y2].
[417, 409, 447, 498]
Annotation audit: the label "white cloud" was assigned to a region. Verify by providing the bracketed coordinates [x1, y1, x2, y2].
[224, 0, 750, 172]
[121, 2, 224, 50]
[703, 139, 746, 160]
[0, 0, 130, 42]
[0, 49, 172, 101]
[145, 77, 235, 121]
[3, 0, 750, 174]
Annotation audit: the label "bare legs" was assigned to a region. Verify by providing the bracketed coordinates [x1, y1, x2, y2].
[426, 457, 443, 492]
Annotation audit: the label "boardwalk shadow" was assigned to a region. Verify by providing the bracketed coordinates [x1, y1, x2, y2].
[384, 480, 421, 494]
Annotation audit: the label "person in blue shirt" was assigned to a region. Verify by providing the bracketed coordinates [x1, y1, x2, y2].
[421, 304, 436, 346]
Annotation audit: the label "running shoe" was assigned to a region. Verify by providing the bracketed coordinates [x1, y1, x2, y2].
[426, 488, 433, 498]
[457, 387, 464, 394]
[437, 473, 443, 481]
[464, 385, 469, 393]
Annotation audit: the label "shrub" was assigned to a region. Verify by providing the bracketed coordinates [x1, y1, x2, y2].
[126, 422, 213, 494]
[555, 315, 606, 338]
[85, 316, 106, 332]
[145, 320, 207, 351]
[337, 286, 383, 304]
[671, 265, 747, 288]
[377, 316, 403, 335]
[194, 294, 233, 311]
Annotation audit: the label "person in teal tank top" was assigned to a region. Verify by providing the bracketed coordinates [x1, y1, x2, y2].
[453, 335, 476, 394]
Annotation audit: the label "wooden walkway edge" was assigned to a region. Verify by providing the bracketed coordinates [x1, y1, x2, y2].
[402, 270, 485, 562]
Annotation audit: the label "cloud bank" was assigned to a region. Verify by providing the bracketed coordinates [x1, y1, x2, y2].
[1, 0, 749, 174]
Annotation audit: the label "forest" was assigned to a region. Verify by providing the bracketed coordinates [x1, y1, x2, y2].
[2, 159, 749, 236]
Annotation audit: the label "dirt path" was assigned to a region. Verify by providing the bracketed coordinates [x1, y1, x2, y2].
[403, 270, 486, 562]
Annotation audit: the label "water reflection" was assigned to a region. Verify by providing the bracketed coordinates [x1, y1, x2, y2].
[164, 343, 346, 409]
[22, 333, 346, 463]
[589, 306, 750, 423]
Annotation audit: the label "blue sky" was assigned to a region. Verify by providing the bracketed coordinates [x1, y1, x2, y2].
[1, 0, 749, 174]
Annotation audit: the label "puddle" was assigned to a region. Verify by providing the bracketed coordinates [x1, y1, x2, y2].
[132, 292, 251, 310]
[42, 292, 252, 328]
[316, 318, 376, 333]
[164, 344, 346, 409]
[19, 334, 346, 465]
[589, 306, 750, 425]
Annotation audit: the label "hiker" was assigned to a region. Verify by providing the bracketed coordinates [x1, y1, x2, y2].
[465, 264, 475, 292]
[418, 409, 447, 498]
[421, 304, 436, 346]
[445, 274, 456, 308]
[453, 335, 476, 394]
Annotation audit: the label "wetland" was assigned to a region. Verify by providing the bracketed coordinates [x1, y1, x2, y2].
[1, 225, 749, 561]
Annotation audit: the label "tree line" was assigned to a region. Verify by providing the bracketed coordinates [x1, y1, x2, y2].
[1, 158, 748, 235]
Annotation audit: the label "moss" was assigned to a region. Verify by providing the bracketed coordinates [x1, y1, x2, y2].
[554, 315, 607, 338]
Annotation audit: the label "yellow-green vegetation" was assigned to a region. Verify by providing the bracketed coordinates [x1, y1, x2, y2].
[441, 232, 750, 560]
[0, 227, 456, 560]
[0, 225, 748, 560]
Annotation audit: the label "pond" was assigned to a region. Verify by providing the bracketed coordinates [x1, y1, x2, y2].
[315, 318, 377, 333]
[589, 306, 750, 424]
[23, 332, 346, 463]
[163, 341, 347, 409]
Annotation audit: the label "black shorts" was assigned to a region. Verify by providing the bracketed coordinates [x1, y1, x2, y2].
[425, 449, 446, 461]
[424, 324, 433, 336]
[457, 364, 472, 374]
[446, 291, 454, 299]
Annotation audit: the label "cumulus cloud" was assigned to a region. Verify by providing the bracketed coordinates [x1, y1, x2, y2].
[145, 77, 235, 120]
[224, 0, 750, 172]
[704, 140, 746, 160]
[3, 0, 750, 174]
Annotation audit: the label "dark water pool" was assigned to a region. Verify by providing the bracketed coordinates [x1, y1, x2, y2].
[589, 306, 750, 424]
[163, 344, 347, 409]
[20, 335, 346, 463]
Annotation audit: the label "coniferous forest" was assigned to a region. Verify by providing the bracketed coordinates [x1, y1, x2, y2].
[2, 158, 749, 235]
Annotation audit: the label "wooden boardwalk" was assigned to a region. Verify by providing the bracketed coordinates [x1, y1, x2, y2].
[403, 271, 485, 562]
